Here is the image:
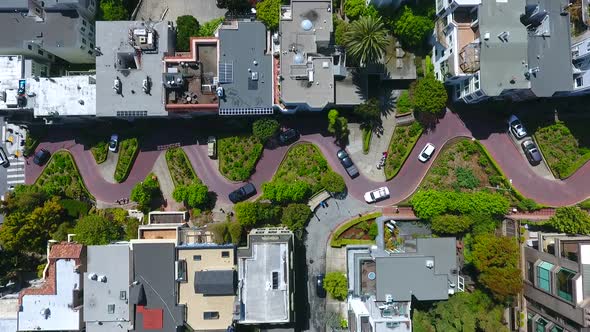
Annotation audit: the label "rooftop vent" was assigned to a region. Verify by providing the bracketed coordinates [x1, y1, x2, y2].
[99, 275, 107, 283]
[301, 19, 313, 31]
[293, 53, 305, 64]
[367, 272, 376, 280]
[251, 72, 259, 81]
[88, 273, 98, 281]
[426, 260, 434, 269]
[385, 294, 393, 303]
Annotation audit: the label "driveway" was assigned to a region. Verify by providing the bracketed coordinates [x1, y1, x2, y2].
[134, 0, 227, 24]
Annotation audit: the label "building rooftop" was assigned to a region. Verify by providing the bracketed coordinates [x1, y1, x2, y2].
[30, 76, 97, 117]
[0, 0, 91, 10]
[0, 297, 18, 332]
[84, 244, 133, 332]
[194, 270, 235, 295]
[96, 21, 174, 117]
[218, 21, 273, 115]
[237, 228, 293, 324]
[130, 242, 184, 332]
[18, 243, 84, 332]
[375, 238, 457, 302]
[148, 211, 187, 224]
[279, 0, 335, 110]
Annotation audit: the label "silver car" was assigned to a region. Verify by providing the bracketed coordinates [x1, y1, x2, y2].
[508, 115, 527, 139]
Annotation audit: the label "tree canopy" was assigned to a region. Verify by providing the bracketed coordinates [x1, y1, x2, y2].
[393, 6, 433, 50]
[73, 214, 123, 246]
[234, 202, 281, 227]
[327, 109, 350, 142]
[172, 182, 209, 208]
[333, 15, 350, 46]
[99, 0, 128, 21]
[320, 171, 346, 193]
[344, 16, 390, 65]
[344, 0, 366, 21]
[252, 118, 280, 143]
[281, 203, 312, 231]
[131, 174, 160, 212]
[256, 0, 281, 31]
[176, 15, 201, 52]
[262, 180, 311, 204]
[217, 0, 251, 14]
[549, 206, 590, 234]
[412, 75, 448, 115]
[410, 190, 510, 220]
[323, 272, 348, 300]
[354, 98, 382, 128]
[430, 214, 473, 235]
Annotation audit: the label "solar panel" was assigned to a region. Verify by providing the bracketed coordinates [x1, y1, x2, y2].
[218, 62, 233, 83]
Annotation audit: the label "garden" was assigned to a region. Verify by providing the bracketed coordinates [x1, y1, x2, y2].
[219, 135, 263, 181]
[90, 141, 108, 164]
[114, 138, 139, 183]
[534, 121, 590, 179]
[35, 151, 92, 201]
[331, 212, 381, 247]
[384, 122, 423, 179]
[165, 147, 199, 186]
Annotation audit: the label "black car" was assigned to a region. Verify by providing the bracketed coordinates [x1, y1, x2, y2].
[336, 149, 359, 178]
[229, 183, 257, 203]
[521, 140, 542, 165]
[33, 149, 50, 166]
[316, 274, 326, 298]
[279, 129, 299, 145]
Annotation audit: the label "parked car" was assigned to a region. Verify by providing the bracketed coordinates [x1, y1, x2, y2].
[364, 186, 390, 203]
[228, 183, 257, 203]
[0, 147, 9, 167]
[279, 128, 299, 145]
[109, 134, 119, 152]
[418, 143, 436, 162]
[521, 139, 542, 165]
[336, 149, 359, 178]
[207, 136, 217, 159]
[33, 149, 50, 166]
[316, 274, 326, 298]
[508, 115, 527, 139]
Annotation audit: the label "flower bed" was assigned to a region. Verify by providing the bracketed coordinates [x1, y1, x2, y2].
[330, 212, 382, 248]
[165, 147, 198, 186]
[219, 135, 263, 181]
[384, 122, 423, 180]
[35, 151, 93, 200]
[114, 138, 139, 183]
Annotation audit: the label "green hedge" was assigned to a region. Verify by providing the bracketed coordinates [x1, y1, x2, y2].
[385, 122, 424, 180]
[219, 135, 263, 181]
[114, 138, 139, 183]
[165, 148, 198, 186]
[91, 141, 108, 164]
[362, 127, 372, 154]
[330, 212, 382, 247]
[35, 151, 94, 201]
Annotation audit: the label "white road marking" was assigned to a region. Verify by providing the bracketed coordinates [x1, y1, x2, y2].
[7, 179, 25, 185]
[7, 174, 24, 179]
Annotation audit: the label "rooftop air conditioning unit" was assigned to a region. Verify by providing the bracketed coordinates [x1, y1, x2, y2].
[385, 294, 393, 303]
[88, 273, 98, 281]
[426, 260, 434, 269]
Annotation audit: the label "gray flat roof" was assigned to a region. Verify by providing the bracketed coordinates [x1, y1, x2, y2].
[0, 11, 79, 50]
[526, 0, 573, 97]
[0, 0, 89, 10]
[96, 21, 173, 117]
[279, 0, 335, 110]
[84, 245, 133, 332]
[218, 21, 273, 112]
[131, 242, 184, 332]
[194, 270, 235, 295]
[376, 238, 457, 302]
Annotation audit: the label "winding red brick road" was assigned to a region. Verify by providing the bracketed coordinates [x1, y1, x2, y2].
[25, 111, 590, 206]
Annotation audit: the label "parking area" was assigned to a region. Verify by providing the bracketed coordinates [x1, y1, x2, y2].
[507, 116, 554, 180]
[134, 0, 227, 25]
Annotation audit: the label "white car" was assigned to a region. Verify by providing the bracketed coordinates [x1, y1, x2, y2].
[508, 115, 527, 139]
[108, 134, 119, 152]
[418, 143, 436, 162]
[364, 187, 390, 203]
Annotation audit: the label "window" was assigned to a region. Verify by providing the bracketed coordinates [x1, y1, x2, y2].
[90, 43, 94, 49]
[527, 261, 535, 282]
[473, 72, 480, 90]
[108, 304, 115, 314]
[535, 318, 547, 332]
[88, 50, 93, 55]
[120, 291, 127, 300]
[27, 44, 33, 50]
[575, 77, 583, 88]
[203, 311, 219, 320]
[82, 20, 87, 26]
[556, 268, 575, 302]
[38, 49, 44, 56]
[550, 325, 564, 332]
[537, 261, 553, 292]
[272, 271, 279, 289]
[81, 27, 86, 33]
[193, 255, 201, 261]
[221, 251, 230, 258]
[82, 38, 87, 45]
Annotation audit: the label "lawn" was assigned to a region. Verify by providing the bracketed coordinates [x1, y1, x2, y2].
[114, 138, 139, 183]
[534, 122, 590, 179]
[165, 148, 199, 186]
[90, 141, 108, 164]
[219, 135, 263, 181]
[35, 151, 93, 200]
[384, 122, 423, 180]
[419, 139, 518, 203]
[273, 143, 337, 194]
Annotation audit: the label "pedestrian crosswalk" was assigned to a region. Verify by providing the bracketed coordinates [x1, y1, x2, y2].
[6, 158, 25, 188]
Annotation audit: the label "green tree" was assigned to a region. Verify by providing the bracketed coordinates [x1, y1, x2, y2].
[51, 222, 74, 242]
[549, 206, 590, 234]
[176, 15, 201, 52]
[252, 118, 280, 143]
[344, 16, 389, 65]
[216, 0, 251, 14]
[228, 222, 243, 244]
[430, 214, 473, 235]
[234, 201, 260, 227]
[100, 0, 128, 21]
[323, 272, 348, 300]
[281, 203, 312, 231]
[1, 185, 48, 214]
[199, 17, 224, 37]
[333, 15, 350, 46]
[262, 181, 311, 204]
[327, 109, 349, 141]
[412, 75, 448, 115]
[479, 266, 523, 302]
[393, 6, 433, 49]
[73, 214, 122, 245]
[211, 222, 230, 244]
[131, 174, 160, 212]
[173, 182, 209, 208]
[320, 171, 346, 193]
[410, 190, 509, 220]
[256, 0, 281, 30]
[344, 0, 366, 21]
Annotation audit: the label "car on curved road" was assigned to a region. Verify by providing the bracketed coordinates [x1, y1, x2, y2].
[521, 139, 542, 165]
[336, 149, 359, 178]
[508, 115, 527, 139]
[418, 143, 436, 162]
[229, 183, 257, 203]
[33, 149, 50, 166]
[279, 128, 299, 145]
[364, 186, 390, 203]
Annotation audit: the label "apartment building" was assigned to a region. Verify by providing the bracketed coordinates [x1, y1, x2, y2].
[524, 232, 590, 332]
[433, 0, 573, 103]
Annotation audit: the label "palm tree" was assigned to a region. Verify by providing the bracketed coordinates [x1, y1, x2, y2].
[344, 16, 390, 66]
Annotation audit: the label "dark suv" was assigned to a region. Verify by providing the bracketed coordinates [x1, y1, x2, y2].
[228, 183, 257, 203]
[33, 149, 50, 166]
[279, 129, 299, 145]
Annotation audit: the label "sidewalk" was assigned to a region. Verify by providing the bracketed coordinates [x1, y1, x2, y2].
[324, 246, 348, 325]
[151, 153, 183, 211]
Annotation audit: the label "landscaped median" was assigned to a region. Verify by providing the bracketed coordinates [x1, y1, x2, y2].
[90, 141, 108, 164]
[165, 147, 199, 186]
[219, 135, 263, 181]
[34, 150, 93, 201]
[114, 138, 139, 183]
[330, 212, 382, 248]
[384, 122, 423, 180]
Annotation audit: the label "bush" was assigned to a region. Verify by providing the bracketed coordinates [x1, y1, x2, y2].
[344, 0, 366, 21]
[330, 212, 382, 247]
[34, 151, 91, 200]
[73, 214, 122, 245]
[165, 147, 198, 186]
[234, 201, 281, 227]
[454, 167, 479, 189]
[172, 182, 209, 208]
[411, 190, 510, 220]
[114, 138, 139, 183]
[320, 171, 346, 193]
[60, 199, 90, 218]
[130, 173, 160, 212]
[385, 122, 424, 179]
[411, 75, 448, 115]
[211, 222, 230, 244]
[256, 0, 281, 30]
[333, 15, 349, 46]
[431, 214, 473, 235]
[368, 222, 378, 239]
[90, 141, 108, 164]
[328, 109, 349, 142]
[517, 198, 539, 212]
[262, 181, 311, 204]
[99, 0, 128, 21]
[324, 272, 348, 300]
[396, 90, 413, 115]
[281, 203, 312, 231]
[362, 127, 372, 154]
[549, 206, 590, 235]
[199, 17, 224, 36]
[228, 222, 243, 244]
[176, 15, 200, 51]
[393, 6, 433, 50]
[252, 118, 280, 143]
[219, 135, 263, 181]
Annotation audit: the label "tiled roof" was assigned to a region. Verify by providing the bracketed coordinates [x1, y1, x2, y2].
[49, 242, 83, 260]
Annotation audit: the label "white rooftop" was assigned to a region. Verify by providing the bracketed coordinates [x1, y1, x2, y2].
[18, 259, 82, 331]
[0, 297, 18, 332]
[29, 76, 97, 117]
[0, 56, 24, 110]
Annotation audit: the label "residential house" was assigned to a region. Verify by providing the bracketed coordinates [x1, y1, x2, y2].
[523, 232, 590, 332]
[236, 228, 294, 324]
[17, 242, 85, 331]
[432, 0, 573, 103]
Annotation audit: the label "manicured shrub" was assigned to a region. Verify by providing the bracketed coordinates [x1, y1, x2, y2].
[252, 118, 280, 143]
[114, 138, 139, 183]
[320, 171, 346, 193]
[411, 190, 510, 220]
[323, 272, 348, 300]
